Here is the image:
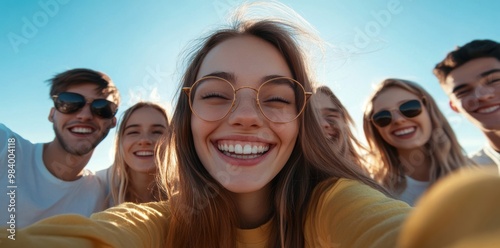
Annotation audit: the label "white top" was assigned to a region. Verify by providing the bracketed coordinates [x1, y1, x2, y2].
[398, 175, 430, 207]
[0, 123, 107, 228]
[470, 144, 500, 173]
[96, 166, 117, 208]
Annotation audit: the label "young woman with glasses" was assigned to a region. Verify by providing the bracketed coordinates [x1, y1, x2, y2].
[97, 102, 169, 207]
[363, 78, 474, 206]
[1, 3, 411, 247]
[3, 3, 500, 248]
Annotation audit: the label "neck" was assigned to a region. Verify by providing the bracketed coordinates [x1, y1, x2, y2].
[484, 130, 500, 152]
[127, 170, 156, 203]
[397, 147, 431, 181]
[231, 184, 272, 229]
[43, 141, 92, 181]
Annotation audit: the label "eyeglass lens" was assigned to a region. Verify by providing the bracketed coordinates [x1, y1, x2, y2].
[188, 77, 305, 123]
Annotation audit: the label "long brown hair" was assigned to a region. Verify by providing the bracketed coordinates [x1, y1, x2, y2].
[363, 78, 473, 193]
[314, 85, 371, 174]
[159, 5, 388, 248]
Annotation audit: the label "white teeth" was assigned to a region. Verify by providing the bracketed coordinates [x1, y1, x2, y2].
[71, 127, 93, 134]
[477, 105, 499, 114]
[394, 127, 415, 136]
[135, 151, 153, 156]
[252, 146, 258, 154]
[235, 144, 243, 154]
[217, 141, 270, 157]
[243, 144, 252, 154]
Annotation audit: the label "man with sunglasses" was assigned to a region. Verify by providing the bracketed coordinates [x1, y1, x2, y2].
[434, 39, 500, 171]
[0, 68, 120, 228]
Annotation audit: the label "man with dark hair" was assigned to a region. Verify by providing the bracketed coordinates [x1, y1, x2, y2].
[434, 39, 500, 170]
[0, 68, 120, 228]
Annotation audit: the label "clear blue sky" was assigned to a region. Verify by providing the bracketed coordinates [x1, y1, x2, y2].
[1, 0, 499, 172]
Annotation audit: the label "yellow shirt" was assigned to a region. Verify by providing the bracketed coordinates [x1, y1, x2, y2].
[0, 179, 410, 247]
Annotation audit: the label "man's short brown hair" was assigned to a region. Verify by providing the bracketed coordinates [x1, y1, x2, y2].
[48, 68, 120, 105]
[434, 39, 500, 84]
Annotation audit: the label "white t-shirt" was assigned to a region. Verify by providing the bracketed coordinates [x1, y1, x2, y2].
[0, 124, 107, 228]
[470, 144, 500, 173]
[398, 176, 430, 207]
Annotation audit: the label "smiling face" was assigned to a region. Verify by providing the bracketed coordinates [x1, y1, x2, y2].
[372, 87, 432, 151]
[122, 106, 168, 173]
[444, 57, 500, 131]
[49, 83, 117, 156]
[191, 35, 299, 194]
[312, 91, 345, 142]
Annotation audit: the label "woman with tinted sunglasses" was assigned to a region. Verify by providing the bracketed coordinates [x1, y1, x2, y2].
[363, 78, 474, 206]
[97, 102, 169, 208]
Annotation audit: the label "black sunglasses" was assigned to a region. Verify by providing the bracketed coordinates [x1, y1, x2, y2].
[52, 92, 118, 119]
[371, 99, 424, 127]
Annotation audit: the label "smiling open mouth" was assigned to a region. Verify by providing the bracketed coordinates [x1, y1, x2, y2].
[393, 127, 416, 136]
[134, 151, 154, 157]
[217, 141, 270, 159]
[69, 126, 94, 134]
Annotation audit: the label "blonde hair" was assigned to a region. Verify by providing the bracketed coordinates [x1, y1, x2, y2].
[109, 102, 169, 206]
[159, 4, 388, 247]
[362, 78, 473, 193]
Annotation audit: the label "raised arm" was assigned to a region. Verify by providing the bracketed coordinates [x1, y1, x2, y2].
[0, 202, 169, 248]
[305, 179, 411, 248]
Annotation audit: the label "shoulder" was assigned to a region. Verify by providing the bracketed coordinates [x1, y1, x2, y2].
[0, 124, 29, 147]
[470, 147, 496, 166]
[311, 178, 410, 214]
[304, 178, 410, 248]
[95, 166, 112, 183]
[398, 167, 500, 247]
[317, 178, 389, 201]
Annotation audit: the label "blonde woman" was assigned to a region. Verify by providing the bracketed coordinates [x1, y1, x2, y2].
[363, 78, 473, 205]
[98, 102, 168, 207]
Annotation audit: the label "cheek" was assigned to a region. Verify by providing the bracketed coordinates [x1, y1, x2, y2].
[191, 116, 204, 148]
[418, 111, 434, 142]
[190, 116, 218, 164]
[460, 98, 479, 112]
[121, 138, 134, 153]
[272, 122, 299, 149]
[375, 126, 390, 142]
[51, 112, 66, 126]
[101, 119, 115, 130]
[121, 142, 134, 165]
